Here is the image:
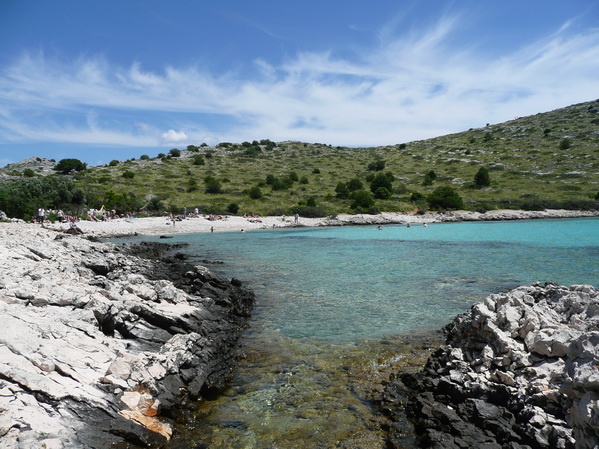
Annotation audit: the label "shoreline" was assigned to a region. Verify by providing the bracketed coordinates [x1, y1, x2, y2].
[33, 208, 599, 238]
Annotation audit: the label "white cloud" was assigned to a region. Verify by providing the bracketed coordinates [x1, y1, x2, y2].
[159, 129, 189, 145]
[1, 15, 598, 148]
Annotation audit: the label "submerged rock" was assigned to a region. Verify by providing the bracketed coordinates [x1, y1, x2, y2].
[0, 224, 254, 448]
[381, 283, 599, 449]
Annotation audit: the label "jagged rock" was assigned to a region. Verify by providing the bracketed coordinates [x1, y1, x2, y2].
[382, 283, 599, 449]
[0, 223, 254, 448]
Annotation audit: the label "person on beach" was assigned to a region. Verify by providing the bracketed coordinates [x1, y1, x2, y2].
[38, 207, 45, 226]
[294, 213, 299, 224]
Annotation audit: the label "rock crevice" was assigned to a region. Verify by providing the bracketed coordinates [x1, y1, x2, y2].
[382, 283, 599, 449]
[0, 224, 254, 448]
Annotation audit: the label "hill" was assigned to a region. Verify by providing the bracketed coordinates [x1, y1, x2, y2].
[2, 99, 598, 219]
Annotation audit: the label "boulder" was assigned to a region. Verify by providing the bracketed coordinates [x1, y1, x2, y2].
[381, 283, 599, 449]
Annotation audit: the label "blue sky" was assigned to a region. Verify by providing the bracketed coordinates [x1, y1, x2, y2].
[1, 0, 598, 166]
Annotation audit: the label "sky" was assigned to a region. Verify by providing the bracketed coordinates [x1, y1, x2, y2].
[1, 0, 599, 167]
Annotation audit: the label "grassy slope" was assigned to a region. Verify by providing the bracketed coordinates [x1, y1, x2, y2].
[75, 99, 599, 216]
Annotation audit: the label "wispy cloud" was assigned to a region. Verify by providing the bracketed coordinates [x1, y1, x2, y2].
[1, 15, 598, 148]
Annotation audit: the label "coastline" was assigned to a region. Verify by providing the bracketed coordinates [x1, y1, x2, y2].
[36, 208, 599, 238]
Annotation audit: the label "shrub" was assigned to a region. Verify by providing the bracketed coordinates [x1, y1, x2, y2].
[299, 176, 309, 184]
[306, 197, 317, 207]
[109, 160, 120, 167]
[169, 148, 181, 157]
[374, 187, 391, 199]
[146, 197, 164, 212]
[410, 192, 425, 202]
[227, 203, 240, 214]
[54, 158, 87, 174]
[23, 169, 36, 177]
[474, 166, 491, 187]
[335, 182, 350, 199]
[312, 168, 321, 174]
[427, 186, 464, 210]
[368, 160, 386, 171]
[559, 138, 572, 150]
[122, 170, 135, 179]
[288, 171, 299, 182]
[370, 172, 393, 197]
[248, 185, 263, 199]
[187, 145, 199, 152]
[204, 177, 222, 194]
[193, 155, 205, 165]
[347, 178, 364, 192]
[350, 190, 375, 209]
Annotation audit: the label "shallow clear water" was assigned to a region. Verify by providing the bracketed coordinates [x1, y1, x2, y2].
[122, 217, 599, 448]
[147, 217, 599, 343]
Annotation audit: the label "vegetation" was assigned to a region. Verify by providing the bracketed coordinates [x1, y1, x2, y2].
[2, 99, 599, 218]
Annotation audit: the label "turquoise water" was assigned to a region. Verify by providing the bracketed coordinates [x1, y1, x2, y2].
[122, 217, 598, 448]
[144, 217, 599, 343]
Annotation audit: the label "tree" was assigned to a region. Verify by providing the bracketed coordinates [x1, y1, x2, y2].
[335, 182, 350, 199]
[346, 178, 363, 192]
[350, 190, 374, 210]
[474, 167, 491, 187]
[427, 186, 464, 210]
[204, 176, 222, 194]
[370, 172, 393, 198]
[227, 203, 240, 214]
[54, 158, 87, 174]
[248, 185, 263, 199]
[169, 148, 181, 157]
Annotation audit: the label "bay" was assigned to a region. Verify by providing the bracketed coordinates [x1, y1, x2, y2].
[123, 217, 598, 448]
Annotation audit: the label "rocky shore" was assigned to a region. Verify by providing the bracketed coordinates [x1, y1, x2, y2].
[0, 223, 254, 448]
[380, 283, 599, 449]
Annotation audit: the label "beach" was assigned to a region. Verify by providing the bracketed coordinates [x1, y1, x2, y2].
[40, 208, 599, 237]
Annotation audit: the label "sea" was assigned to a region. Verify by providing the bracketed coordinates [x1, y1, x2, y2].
[120, 217, 599, 448]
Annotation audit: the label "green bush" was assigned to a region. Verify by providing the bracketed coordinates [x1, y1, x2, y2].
[122, 170, 135, 179]
[54, 158, 87, 174]
[146, 197, 164, 212]
[248, 185, 263, 199]
[306, 197, 317, 207]
[23, 169, 36, 177]
[474, 166, 491, 187]
[169, 149, 181, 157]
[193, 155, 205, 165]
[427, 186, 464, 210]
[350, 190, 375, 209]
[370, 172, 393, 197]
[140, 154, 150, 160]
[368, 160, 386, 171]
[347, 178, 363, 191]
[227, 203, 240, 214]
[109, 160, 120, 167]
[204, 176, 222, 194]
[335, 182, 350, 199]
[559, 138, 572, 150]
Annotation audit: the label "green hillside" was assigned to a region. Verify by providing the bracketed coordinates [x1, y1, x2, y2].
[2, 99, 599, 219]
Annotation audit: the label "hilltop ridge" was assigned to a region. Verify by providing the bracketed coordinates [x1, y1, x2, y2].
[1, 99, 598, 218]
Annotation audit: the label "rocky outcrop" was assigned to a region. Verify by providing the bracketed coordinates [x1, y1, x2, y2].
[381, 283, 599, 449]
[0, 224, 254, 448]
